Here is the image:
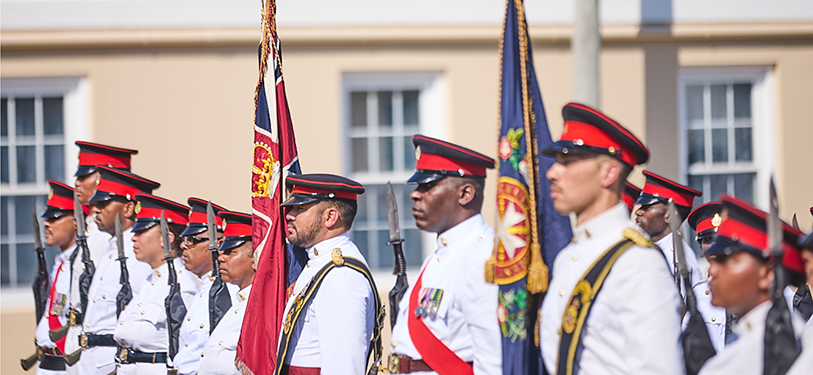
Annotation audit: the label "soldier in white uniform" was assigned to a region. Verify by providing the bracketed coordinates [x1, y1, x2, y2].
[76, 167, 157, 374]
[388, 135, 502, 375]
[539, 103, 684, 375]
[277, 174, 381, 375]
[199, 211, 255, 375]
[788, 230, 813, 375]
[64, 141, 137, 374]
[635, 172, 727, 352]
[114, 194, 198, 374]
[174, 198, 237, 375]
[698, 194, 807, 375]
[31, 181, 83, 374]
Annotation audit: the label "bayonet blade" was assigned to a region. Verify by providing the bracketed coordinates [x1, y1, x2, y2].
[160, 212, 173, 260]
[385, 182, 402, 243]
[74, 192, 86, 239]
[792, 213, 799, 230]
[768, 177, 782, 257]
[32, 210, 43, 252]
[206, 202, 218, 253]
[668, 199, 688, 274]
[115, 215, 125, 260]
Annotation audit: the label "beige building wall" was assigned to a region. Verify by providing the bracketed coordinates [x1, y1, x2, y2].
[3, 24, 813, 375]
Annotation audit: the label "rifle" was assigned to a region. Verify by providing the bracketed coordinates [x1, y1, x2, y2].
[53, 194, 93, 347]
[21, 211, 49, 371]
[115, 215, 133, 317]
[668, 199, 715, 375]
[162, 212, 187, 361]
[207, 202, 231, 333]
[763, 178, 799, 375]
[385, 182, 408, 331]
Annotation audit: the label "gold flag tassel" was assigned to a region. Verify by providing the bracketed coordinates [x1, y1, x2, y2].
[526, 242, 548, 294]
[484, 254, 497, 284]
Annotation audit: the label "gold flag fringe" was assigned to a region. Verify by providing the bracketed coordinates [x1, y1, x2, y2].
[236, 356, 255, 375]
[527, 242, 548, 294]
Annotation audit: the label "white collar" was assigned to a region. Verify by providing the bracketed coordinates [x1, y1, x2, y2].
[733, 300, 772, 337]
[435, 213, 485, 250]
[306, 233, 352, 260]
[573, 202, 631, 243]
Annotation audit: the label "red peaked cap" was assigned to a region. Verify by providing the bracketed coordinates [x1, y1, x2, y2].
[181, 198, 227, 237]
[687, 202, 723, 240]
[622, 182, 642, 211]
[74, 141, 138, 177]
[90, 166, 160, 203]
[706, 194, 805, 277]
[43, 180, 89, 218]
[281, 174, 365, 207]
[219, 211, 252, 251]
[637, 170, 702, 209]
[407, 135, 495, 184]
[542, 103, 649, 167]
[132, 194, 190, 232]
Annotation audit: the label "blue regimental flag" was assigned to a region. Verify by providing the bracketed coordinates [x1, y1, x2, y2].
[484, 0, 573, 374]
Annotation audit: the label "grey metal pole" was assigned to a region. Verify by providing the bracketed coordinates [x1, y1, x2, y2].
[573, 0, 601, 108]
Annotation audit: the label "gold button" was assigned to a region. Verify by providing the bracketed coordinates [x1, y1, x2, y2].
[86, 323, 90, 327]
[201, 353, 205, 358]
[572, 254, 578, 261]
[437, 256, 442, 262]
[120, 321, 124, 325]
[141, 311, 145, 315]
[307, 263, 311, 268]
[93, 299, 97, 303]
[314, 248, 319, 256]
[187, 317, 192, 321]
[558, 328, 562, 334]
[103, 295, 106, 299]
[477, 237, 483, 241]
[441, 237, 447, 246]
[177, 269, 181, 274]
[712, 317, 717, 322]
[559, 289, 566, 296]
[151, 281, 155, 286]
[200, 293, 204, 298]
[235, 309, 239, 314]
[185, 343, 189, 348]
[109, 254, 113, 259]
[239, 294, 246, 301]
[392, 342, 397, 348]
[82, 265, 86, 271]
[138, 303, 143, 306]
[156, 271, 162, 277]
[218, 341, 223, 346]
[705, 290, 710, 295]
[100, 276, 104, 280]
[200, 324, 205, 329]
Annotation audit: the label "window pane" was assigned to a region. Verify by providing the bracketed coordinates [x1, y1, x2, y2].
[733, 84, 752, 119]
[1, 98, 7, 137]
[402, 184, 415, 222]
[1, 146, 8, 183]
[403, 90, 419, 125]
[353, 230, 369, 262]
[711, 129, 728, 163]
[17, 145, 37, 183]
[404, 137, 416, 171]
[710, 84, 727, 120]
[735, 128, 752, 162]
[351, 138, 368, 172]
[379, 137, 394, 172]
[350, 92, 367, 128]
[16, 242, 36, 285]
[1, 244, 9, 285]
[710, 174, 728, 202]
[686, 85, 704, 122]
[376, 229, 390, 269]
[356, 188, 369, 223]
[734, 173, 755, 204]
[378, 91, 393, 127]
[16, 98, 36, 136]
[688, 129, 705, 166]
[45, 145, 64, 181]
[403, 229, 423, 266]
[688, 175, 704, 200]
[43, 97, 64, 135]
[15, 195, 40, 235]
[374, 185, 388, 222]
[1, 196, 8, 236]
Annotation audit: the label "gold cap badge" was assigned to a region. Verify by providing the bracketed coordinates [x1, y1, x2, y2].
[48, 189, 54, 200]
[415, 146, 422, 161]
[711, 213, 722, 227]
[134, 201, 142, 214]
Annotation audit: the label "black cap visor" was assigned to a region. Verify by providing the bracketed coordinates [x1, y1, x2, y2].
[181, 223, 208, 237]
[280, 193, 322, 207]
[220, 236, 251, 251]
[704, 236, 766, 260]
[695, 229, 717, 243]
[800, 231, 813, 251]
[131, 219, 158, 233]
[635, 193, 669, 207]
[74, 165, 97, 177]
[41, 208, 72, 219]
[89, 190, 114, 203]
[541, 140, 623, 161]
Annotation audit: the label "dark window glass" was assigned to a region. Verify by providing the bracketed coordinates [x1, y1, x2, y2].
[16, 146, 37, 183]
[688, 129, 705, 166]
[734, 173, 755, 204]
[379, 137, 394, 172]
[686, 85, 704, 122]
[710, 85, 727, 120]
[1, 244, 10, 285]
[15, 195, 40, 235]
[16, 98, 36, 136]
[45, 145, 64, 181]
[733, 84, 752, 119]
[350, 92, 367, 128]
[710, 174, 728, 202]
[378, 91, 393, 127]
[43, 97, 64, 135]
[1, 196, 8, 236]
[403, 90, 419, 125]
[404, 137, 416, 170]
[16, 242, 36, 285]
[688, 175, 704, 199]
[353, 230, 369, 262]
[1, 98, 7, 137]
[711, 129, 728, 163]
[1, 146, 8, 183]
[375, 229, 389, 269]
[734, 128, 752, 162]
[351, 138, 368, 173]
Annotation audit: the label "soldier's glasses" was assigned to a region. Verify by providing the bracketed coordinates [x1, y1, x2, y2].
[183, 235, 209, 247]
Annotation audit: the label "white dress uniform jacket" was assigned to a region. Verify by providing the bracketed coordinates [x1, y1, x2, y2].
[175, 274, 238, 375]
[698, 300, 805, 375]
[114, 257, 198, 375]
[76, 232, 150, 375]
[65, 218, 112, 375]
[389, 214, 502, 374]
[198, 284, 251, 375]
[279, 233, 376, 375]
[540, 203, 684, 375]
[786, 319, 813, 375]
[35, 245, 76, 375]
[656, 233, 727, 353]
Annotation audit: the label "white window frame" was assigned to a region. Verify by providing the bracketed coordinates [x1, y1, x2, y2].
[342, 72, 445, 279]
[1, 77, 87, 303]
[678, 67, 774, 209]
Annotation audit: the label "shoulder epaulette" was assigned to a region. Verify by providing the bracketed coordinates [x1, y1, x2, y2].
[622, 228, 658, 249]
